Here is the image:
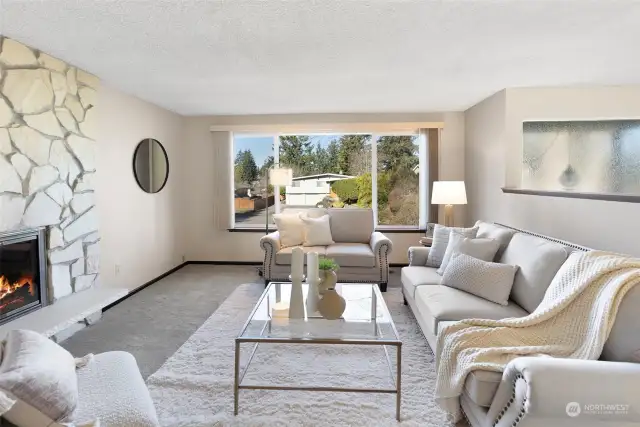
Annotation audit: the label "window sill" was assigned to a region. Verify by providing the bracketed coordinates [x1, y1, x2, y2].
[228, 227, 275, 233]
[501, 187, 640, 203]
[228, 227, 425, 233]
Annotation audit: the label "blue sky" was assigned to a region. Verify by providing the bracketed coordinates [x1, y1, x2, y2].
[234, 135, 342, 166]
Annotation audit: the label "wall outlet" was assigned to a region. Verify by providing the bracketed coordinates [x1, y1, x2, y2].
[114, 264, 120, 275]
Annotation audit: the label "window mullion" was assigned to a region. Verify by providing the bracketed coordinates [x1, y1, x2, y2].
[419, 130, 428, 229]
[372, 135, 378, 226]
[273, 134, 281, 214]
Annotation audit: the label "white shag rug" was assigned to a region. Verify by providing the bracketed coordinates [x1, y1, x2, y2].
[146, 284, 451, 426]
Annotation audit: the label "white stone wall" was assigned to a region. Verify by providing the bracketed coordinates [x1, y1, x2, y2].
[0, 37, 100, 301]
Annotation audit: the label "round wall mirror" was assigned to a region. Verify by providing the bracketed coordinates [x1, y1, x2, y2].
[133, 138, 169, 193]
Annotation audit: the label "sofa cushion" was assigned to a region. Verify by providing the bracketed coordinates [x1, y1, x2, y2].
[427, 225, 478, 268]
[475, 221, 516, 260]
[401, 266, 441, 299]
[441, 253, 518, 306]
[463, 370, 503, 407]
[499, 233, 569, 313]
[415, 285, 528, 335]
[327, 208, 374, 243]
[326, 243, 375, 268]
[276, 246, 326, 265]
[436, 233, 500, 275]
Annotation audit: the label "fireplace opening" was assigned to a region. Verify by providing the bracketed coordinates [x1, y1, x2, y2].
[0, 228, 48, 325]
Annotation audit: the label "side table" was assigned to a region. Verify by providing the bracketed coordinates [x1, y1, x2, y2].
[419, 236, 432, 247]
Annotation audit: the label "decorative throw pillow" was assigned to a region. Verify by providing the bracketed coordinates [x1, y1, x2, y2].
[426, 225, 478, 267]
[0, 330, 79, 424]
[441, 252, 518, 306]
[300, 214, 334, 246]
[273, 213, 305, 248]
[437, 232, 500, 275]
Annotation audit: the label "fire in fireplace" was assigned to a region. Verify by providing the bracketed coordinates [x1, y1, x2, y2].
[0, 228, 48, 325]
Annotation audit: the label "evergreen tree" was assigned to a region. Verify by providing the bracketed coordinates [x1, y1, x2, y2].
[326, 140, 341, 173]
[377, 136, 418, 173]
[235, 149, 258, 186]
[279, 135, 314, 176]
[337, 135, 370, 175]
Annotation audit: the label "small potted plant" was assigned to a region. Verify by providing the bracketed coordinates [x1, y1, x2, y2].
[317, 258, 345, 320]
[318, 257, 339, 294]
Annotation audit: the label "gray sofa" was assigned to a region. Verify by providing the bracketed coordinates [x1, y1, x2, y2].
[402, 221, 640, 427]
[260, 208, 393, 291]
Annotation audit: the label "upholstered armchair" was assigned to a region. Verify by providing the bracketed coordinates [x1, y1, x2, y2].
[260, 208, 393, 291]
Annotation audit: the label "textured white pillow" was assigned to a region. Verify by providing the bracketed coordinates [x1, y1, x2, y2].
[273, 213, 305, 248]
[441, 252, 518, 306]
[0, 330, 79, 424]
[437, 232, 500, 275]
[426, 225, 478, 267]
[300, 214, 334, 246]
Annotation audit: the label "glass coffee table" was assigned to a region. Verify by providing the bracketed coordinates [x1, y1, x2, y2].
[234, 282, 402, 420]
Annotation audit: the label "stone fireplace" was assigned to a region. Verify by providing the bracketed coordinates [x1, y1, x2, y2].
[0, 36, 101, 319]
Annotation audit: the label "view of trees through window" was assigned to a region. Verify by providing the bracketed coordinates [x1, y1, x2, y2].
[233, 134, 424, 228]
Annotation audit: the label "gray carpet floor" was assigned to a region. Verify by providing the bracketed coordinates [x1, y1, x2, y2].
[61, 264, 404, 379]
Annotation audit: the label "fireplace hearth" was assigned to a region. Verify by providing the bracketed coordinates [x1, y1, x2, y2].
[0, 228, 48, 326]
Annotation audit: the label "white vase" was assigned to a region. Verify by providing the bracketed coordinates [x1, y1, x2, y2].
[306, 277, 320, 315]
[288, 274, 305, 319]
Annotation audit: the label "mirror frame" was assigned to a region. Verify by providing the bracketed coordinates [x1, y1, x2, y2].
[132, 138, 169, 193]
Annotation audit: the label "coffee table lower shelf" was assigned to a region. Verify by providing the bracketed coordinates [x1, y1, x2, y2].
[233, 338, 402, 421]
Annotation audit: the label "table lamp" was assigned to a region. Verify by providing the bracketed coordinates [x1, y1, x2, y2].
[431, 181, 467, 227]
[266, 167, 293, 234]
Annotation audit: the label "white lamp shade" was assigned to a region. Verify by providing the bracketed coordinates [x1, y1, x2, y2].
[269, 168, 293, 186]
[431, 181, 467, 205]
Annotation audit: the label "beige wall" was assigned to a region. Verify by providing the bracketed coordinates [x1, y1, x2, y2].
[465, 86, 640, 256]
[464, 90, 507, 226]
[182, 113, 465, 264]
[97, 85, 185, 290]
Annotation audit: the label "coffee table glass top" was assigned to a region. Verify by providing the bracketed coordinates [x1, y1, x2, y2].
[238, 282, 400, 342]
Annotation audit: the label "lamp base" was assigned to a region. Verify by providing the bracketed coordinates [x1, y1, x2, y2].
[443, 204, 454, 227]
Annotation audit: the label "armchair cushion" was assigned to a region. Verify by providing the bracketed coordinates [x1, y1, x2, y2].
[275, 246, 326, 265]
[327, 208, 374, 243]
[272, 213, 305, 247]
[326, 243, 375, 268]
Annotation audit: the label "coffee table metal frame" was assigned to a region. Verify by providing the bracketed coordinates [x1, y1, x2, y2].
[233, 282, 402, 421]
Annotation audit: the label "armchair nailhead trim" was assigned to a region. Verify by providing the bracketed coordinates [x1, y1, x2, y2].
[378, 243, 390, 283]
[260, 240, 274, 279]
[492, 374, 527, 427]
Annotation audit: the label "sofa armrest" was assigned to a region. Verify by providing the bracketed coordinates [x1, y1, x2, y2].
[260, 231, 281, 253]
[260, 231, 280, 280]
[486, 357, 640, 427]
[370, 231, 393, 259]
[408, 246, 430, 266]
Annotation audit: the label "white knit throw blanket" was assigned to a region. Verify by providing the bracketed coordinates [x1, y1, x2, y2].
[435, 250, 640, 422]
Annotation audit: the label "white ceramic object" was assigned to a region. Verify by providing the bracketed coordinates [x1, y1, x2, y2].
[288, 274, 305, 319]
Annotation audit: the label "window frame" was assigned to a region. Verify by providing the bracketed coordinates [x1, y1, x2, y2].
[230, 131, 428, 231]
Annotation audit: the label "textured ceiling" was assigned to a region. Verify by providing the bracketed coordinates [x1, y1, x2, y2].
[2, 0, 640, 115]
